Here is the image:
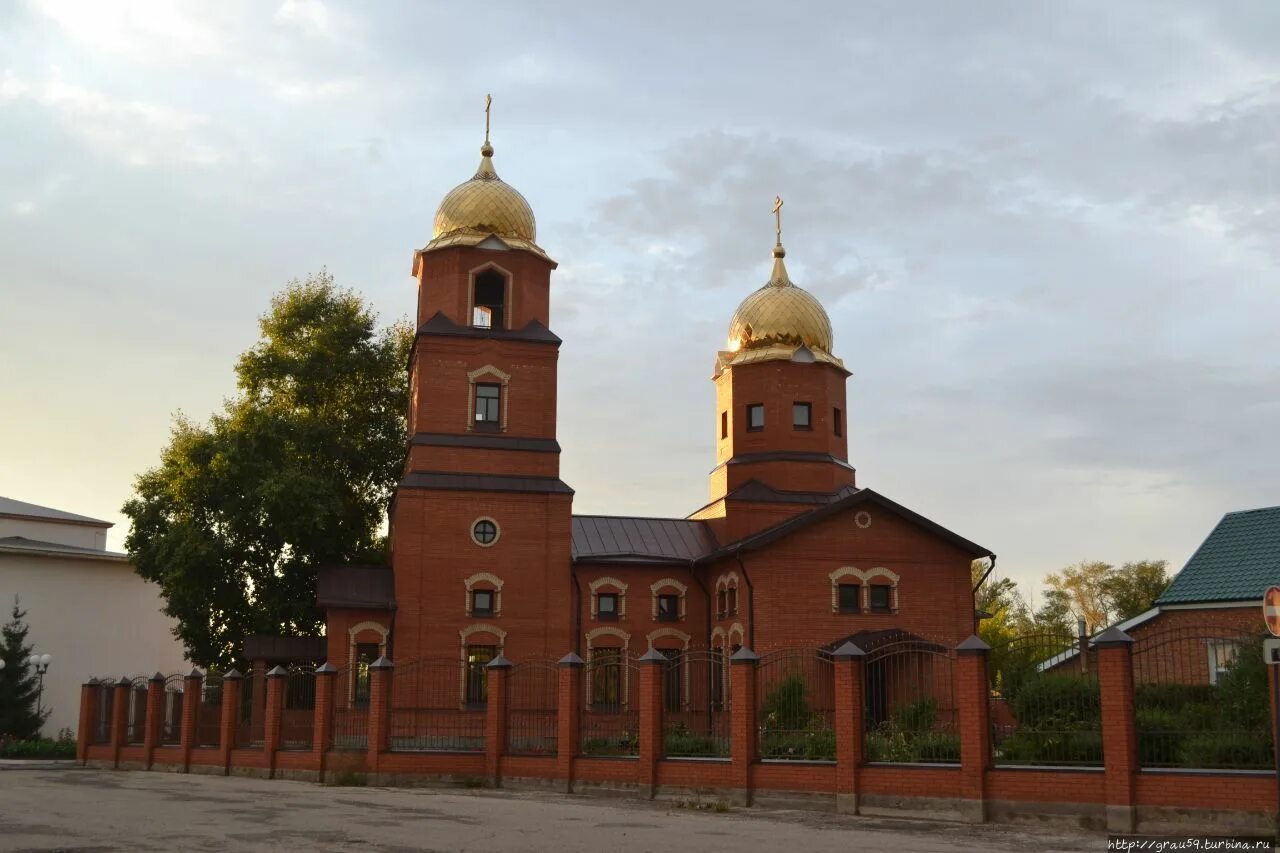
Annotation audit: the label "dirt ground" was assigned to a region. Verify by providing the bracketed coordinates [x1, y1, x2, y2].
[0, 762, 1103, 852]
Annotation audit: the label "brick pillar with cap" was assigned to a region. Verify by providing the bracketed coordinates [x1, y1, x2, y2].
[313, 663, 337, 779]
[264, 665, 287, 777]
[730, 647, 759, 805]
[110, 677, 129, 768]
[180, 668, 202, 772]
[486, 654, 512, 786]
[956, 635, 992, 823]
[76, 680, 99, 763]
[833, 641, 866, 814]
[1096, 626, 1138, 833]
[366, 657, 393, 775]
[556, 652, 583, 793]
[637, 648, 666, 799]
[219, 669, 243, 774]
[143, 672, 165, 768]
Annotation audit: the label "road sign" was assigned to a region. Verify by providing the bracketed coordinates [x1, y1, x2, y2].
[1266, 586, 1280, 637]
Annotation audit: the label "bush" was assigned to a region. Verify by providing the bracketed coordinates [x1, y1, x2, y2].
[890, 698, 936, 733]
[1011, 674, 1099, 729]
[759, 719, 835, 761]
[866, 722, 960, 763]
[1180, 731, 1272, 770]
[1135, 682, 1215, 710]
[664, 722, 727, 758]
[998, 729, 1102, 765]
[581, 729, 638, 757]
[760, 673, 810, 733]
[0, 736, 76, 759]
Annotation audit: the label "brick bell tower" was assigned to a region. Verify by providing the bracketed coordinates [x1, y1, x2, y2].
[390, 99, 574, 664]
[707, 199, 854, 514]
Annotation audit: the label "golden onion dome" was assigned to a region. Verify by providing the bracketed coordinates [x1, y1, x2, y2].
[727, 244, 834, 355]
[431, 141, 537, 243]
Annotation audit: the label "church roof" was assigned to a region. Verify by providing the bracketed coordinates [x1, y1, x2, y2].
[0, 536, 127, 561]
[316, 564, 396, 610]
[0, 496, 111, 527]
[571, 516, 719, 565]
[1157, 505, 1280, 605]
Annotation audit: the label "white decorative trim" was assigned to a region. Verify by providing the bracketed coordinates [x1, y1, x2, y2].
[464, 572, 505, 616]
[828, 566, 900, 612]
[469, 516, 501, 548]
[710, 626, 728, 645]
[458, 623, 506, 706]
[715, 572, 741, 591]
[854, 510, 872, 529]
[465, 363, 511, 432]
[466, 262, 513, 331]
[585, 627, 632, 707]
[727, 622, 745, 647]
[588, 576, 628, 619]
[467, 364, 512, 382]
[646, 627, 691, 650]
[649, 577, 688, 619]
[345, 622, 388, 704]
[347, 621, 389, 643]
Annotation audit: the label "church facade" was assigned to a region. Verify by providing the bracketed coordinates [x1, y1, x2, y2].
[306, 121, 993, 688]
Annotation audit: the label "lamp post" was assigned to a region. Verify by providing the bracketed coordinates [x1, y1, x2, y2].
[27, 654, 52, 718]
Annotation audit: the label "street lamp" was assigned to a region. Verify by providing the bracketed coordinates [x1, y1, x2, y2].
[28, 654, 52, 718]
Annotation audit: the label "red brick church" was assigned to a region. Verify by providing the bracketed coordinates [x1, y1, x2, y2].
[278, 116, 993, 690]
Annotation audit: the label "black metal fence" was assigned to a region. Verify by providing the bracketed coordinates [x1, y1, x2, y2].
[332, 665, 368, 751]
[988, 631, 1101, 766]
[237, 671, 265, 748]
[196, 671, 223, 748]
[389, 658, 485, 752]
[863, 639, 959, 763]
[757, 648, 834, 761]
[160, 674, 184, 745]
[581, 649, 640, 757]
[280, 667, 316, 751]
[507, 660, 558, 756]
[1132, 627, 1272, 770]
[662, 650, 731, 758]
[125, 677, 149, 745]
[92, 679, 113, 744]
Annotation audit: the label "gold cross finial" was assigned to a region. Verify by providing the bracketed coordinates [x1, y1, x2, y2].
[484, 94, 492, 145]
[772, 195, 784, 246]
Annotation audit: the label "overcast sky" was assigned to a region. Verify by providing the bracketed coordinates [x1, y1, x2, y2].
[3, 1, 1279, 600]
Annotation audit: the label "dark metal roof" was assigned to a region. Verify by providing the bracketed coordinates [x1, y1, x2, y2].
[400, 471, 574, 495]
[243, 635, 328, 663]
[0, 496, 111, 527]
[317, 564, 396, 609]
[724, 480, 859, 505]
[1157, 505, 1280, 605]
[417, 311, 561, 345]
[571, 516, 719, 565]
[696, 487, 993, 563]
[411, 432, 560, 453]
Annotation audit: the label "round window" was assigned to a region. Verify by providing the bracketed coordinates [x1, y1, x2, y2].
[472, 518, 499, 546]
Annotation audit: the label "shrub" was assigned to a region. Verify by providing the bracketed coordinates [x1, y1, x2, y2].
[1135, 682, 1215, 710]
[582, 730, 638, 757]
[664, 722, 727, 757]
[1180, 731, 1272, 770]
[760, 673, 810, 733]
[759, 718, 834, 761]
[865, 723, 960, 763]
[0, 737, 76, 759]
[890, 698, 936, 733]
[998, 730, 1102, 765]
[1011, 674, 1099, 729]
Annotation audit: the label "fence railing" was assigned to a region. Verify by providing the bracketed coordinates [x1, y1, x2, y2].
[507, 660, 558, 756]
[386, 658, 486, 753]
[160, 674, 185, 745]
[92, 678, 114, 744]
[662, 650, 731, 759]
[124, 676, 149, 745]
[237, 670, 265, 748]
[863, 639, 959, 764]
[1132, 627, 1272, 771]
[988, 632, 1101, 767]
[196, 672, 223, 748]
[332, 665, 368, 751]
[757, 648, 834, 762]
[581, 650, 640, 757]
[280, 668, 316, 751]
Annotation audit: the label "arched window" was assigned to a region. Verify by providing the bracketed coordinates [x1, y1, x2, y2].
[472, 268, 507, 329]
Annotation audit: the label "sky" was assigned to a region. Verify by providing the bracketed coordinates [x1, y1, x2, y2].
[2, 1, 1279, 601]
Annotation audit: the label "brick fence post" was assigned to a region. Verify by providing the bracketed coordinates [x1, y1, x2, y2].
[219, 669, 243, 775]
[637, 648, 666, 799]
[144, 672, 164, 769]
[556, 652, 584, 794]
[956, 635, 992, 823]
[180, 668, 202, 773]
[1096, 626, 1137, 834]
[730, 647, 759, 806]
[486, 654, 512, 787]
[366, 657, 393, 777]
[264, 665, 287, 778]
[110, 677, 129, 768]
[313, 662, 336, 780]
[76, 680, 98, 764]
[834, 641, 866, 815]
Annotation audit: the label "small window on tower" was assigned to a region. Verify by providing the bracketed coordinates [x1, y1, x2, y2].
[833, 407, 843, 437]
[720, 411, 728, 440]
[473, 269, 507, 329]
[747, 404, 764, 432]
[793, 402, 811, 430]
[475, 383, 501, 430]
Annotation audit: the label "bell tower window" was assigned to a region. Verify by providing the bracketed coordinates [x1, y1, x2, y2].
[475, 383, 501, 430]
[472, 269, 507, 329]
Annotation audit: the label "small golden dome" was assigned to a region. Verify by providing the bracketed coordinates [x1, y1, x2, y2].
[727, 245, 834, 355]
[431, 144, 537, 244]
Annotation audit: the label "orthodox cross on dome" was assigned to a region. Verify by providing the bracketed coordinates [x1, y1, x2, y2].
[484, 93, 493, 146]
[772, 195, 784, 247]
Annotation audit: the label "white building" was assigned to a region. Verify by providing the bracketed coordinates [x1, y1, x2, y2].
[0, 497, 188, 736]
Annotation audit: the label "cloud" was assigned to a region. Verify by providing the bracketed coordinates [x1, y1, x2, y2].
[274, 0, 336, 39]
[25, 0, 224, 61]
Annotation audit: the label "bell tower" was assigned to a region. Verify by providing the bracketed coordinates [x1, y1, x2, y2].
[708, 199, 854, 506]
[391, 97, 574, 663]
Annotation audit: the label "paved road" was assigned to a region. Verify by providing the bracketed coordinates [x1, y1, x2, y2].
[0, 763, 1099, 852]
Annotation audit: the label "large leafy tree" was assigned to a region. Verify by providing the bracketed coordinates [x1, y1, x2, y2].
[1101, 560, 1169, 622]
[124, 273, 412, 667]
[1043, 559, 1171, 632]
[0, 597, 49, 739]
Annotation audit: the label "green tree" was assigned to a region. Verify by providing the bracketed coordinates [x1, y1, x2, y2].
[1101, 560, 1169, 621]
[1043, 560, 1113, 632]
[123, 272, 412, 668]
[972, 560, 1030, 649]
[0, 597, 49, 739]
